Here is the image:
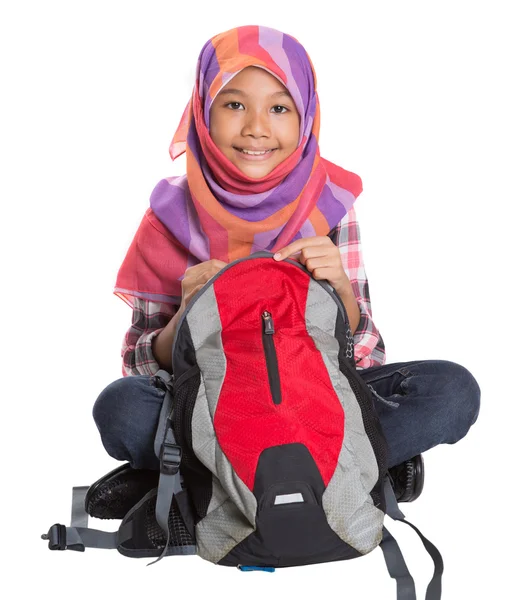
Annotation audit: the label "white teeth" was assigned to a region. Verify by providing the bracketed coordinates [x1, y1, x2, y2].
[239, 149, 272, 155]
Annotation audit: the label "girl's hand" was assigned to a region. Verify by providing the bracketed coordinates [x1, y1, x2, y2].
[178, 259, 228, 314]
[273, 236, 350, 294]
[153, 259, 228, 371]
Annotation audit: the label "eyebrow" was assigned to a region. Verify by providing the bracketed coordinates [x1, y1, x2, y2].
[217, 88, 292, 99]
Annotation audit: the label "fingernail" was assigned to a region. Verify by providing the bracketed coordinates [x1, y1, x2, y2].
[274, 253, 281, 260]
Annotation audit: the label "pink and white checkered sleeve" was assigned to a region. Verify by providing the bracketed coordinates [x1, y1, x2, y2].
[337, 207, 386, 369]
[121, 299, 178, 377]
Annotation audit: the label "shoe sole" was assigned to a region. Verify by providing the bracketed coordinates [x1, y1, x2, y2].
[401, 455, 425, 502]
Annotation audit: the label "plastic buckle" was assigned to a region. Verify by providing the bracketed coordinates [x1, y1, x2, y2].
[152, 372, 174, 393]
[42, 523, 67, 550]
[160, 442, 182, 476]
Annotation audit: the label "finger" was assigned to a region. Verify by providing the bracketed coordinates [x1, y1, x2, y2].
[185, 264, 223, 293]
[309, 267, 333, 281]
[187, 283, 204, 302]
[210, 259, 228, 268]
[299, 246, 334, 266]
[303, 256, 334, 271]
[274, 236, 332, 261]
[202, 263, 227, 279]
[182, 272, 207, 294]
[303, 244, 335, 259]
[199, 270, 216, 284]
[186, 259, 226, 277]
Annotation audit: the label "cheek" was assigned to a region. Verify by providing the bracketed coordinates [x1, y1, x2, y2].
[209, 110, 229, 147]
[279, 116, 301, 152]
[209, 123, 221, 147]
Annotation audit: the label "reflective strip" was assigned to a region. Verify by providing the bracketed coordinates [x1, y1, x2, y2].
[275, 493, 304, 505]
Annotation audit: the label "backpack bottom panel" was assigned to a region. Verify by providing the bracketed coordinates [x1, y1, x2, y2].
[218, 507, 362, 567]
[217, 443, 363, 567]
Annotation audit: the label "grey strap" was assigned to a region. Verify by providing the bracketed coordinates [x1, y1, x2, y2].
[380, 527, 416, 599]
[43, 483, 136, 552]
[382, 476, 444, 600]
[153, 369, 175, 460]
[43, 521, 131, 551]
[148, 419, 185, 565]
[71, 486, 89, 528]
[401, 519, 443, 600]
[148, 373, 197, 565]
[383, 475, 406, 520]
[66, 527, 119, 550]
[147, 472, 185, 565]
[43, 369, 195, 561]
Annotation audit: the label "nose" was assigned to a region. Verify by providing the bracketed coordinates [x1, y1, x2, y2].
[241, 109, 271, 138]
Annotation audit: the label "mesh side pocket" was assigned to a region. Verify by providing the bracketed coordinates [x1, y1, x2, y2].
[172, 368, 213, 522]
[342, 360, 389, 510]
[145, 494, 195, 549]
[335, 313, 388, 509]
[118, 489, 196, 558]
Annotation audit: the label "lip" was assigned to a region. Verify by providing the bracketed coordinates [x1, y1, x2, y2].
[234, 147, 277, 161]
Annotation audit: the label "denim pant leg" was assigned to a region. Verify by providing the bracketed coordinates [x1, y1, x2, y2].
[92, 375, 165, 470]
[359, 359, 481, 467]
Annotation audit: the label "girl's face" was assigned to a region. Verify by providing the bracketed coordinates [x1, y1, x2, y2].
[209, 66, 300, 179]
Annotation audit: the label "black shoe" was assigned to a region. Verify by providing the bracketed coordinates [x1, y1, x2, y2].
[85, 463, 160, 520]
[388, 455, 425, 503]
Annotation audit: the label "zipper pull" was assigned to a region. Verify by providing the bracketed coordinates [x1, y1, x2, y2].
[262, 311, 275, 334]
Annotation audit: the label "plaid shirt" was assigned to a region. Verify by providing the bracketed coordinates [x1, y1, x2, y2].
[121, 207, 386, 376]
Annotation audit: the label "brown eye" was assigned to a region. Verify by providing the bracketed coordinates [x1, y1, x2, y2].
[227, 102, 244, 110]
[271, 105, 288, 114]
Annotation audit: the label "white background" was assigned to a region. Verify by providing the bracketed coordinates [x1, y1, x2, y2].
[2, 1, 510, 598]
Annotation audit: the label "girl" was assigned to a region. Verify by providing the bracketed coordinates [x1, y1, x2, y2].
[88, 25, 480, 518]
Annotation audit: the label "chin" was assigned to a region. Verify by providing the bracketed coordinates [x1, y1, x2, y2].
[232, 158, 277, 179]
[239, 165, 274, 178]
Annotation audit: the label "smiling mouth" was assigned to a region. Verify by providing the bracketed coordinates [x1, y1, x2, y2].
[235, 147, 276, 154]
[234, 147, 277, 160]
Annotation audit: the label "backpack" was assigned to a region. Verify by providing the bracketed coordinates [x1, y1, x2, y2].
[42, 251, 443, 599]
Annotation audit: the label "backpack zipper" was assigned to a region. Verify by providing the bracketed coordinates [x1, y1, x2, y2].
[261, 311, 282, 405]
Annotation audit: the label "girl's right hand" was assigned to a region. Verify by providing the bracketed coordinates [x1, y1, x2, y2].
[178, 259, 228, 314]
[153, 259, 227, 371]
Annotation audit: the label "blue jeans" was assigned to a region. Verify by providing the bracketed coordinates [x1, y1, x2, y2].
[92, 359, 480, 469]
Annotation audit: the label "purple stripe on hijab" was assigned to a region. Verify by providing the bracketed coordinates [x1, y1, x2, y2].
[198, 143, 317, 222]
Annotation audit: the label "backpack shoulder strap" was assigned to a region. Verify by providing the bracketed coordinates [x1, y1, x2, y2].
[381, 476, 444, 600]
[149, 369, 187, 564]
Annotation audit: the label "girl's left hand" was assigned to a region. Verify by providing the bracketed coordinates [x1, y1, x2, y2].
[273, 236, 350, 294]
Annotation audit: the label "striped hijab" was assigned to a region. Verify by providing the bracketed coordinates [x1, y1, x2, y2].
[115, 25, 362, 307]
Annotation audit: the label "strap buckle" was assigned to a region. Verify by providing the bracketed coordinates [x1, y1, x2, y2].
[42, 523, 67, 550]
[41, 523, 84, 552]
[152, 371, 175, 393]
[160, 442, 182, 476]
